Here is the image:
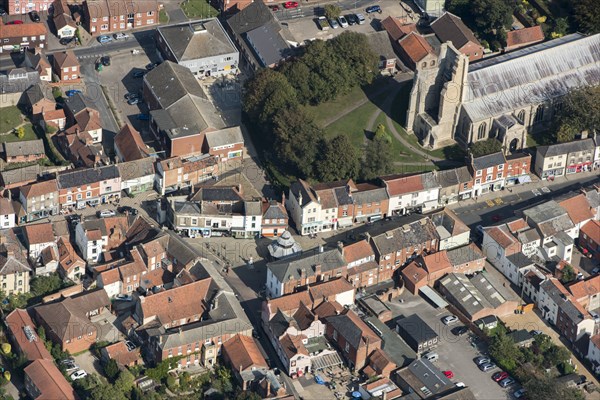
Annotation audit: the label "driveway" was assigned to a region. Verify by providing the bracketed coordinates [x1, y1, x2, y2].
[73, 351, 105, 377]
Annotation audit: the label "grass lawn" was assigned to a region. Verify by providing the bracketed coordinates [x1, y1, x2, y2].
[372, 112, 424, 163]
[0, 106, 24, 134]
[0, 123, 38, 144]
[159, 9, 169, 23]
[181, 0, 219, 18]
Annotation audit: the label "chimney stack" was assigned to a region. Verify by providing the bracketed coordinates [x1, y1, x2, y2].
[319, 245, 324, 253]
[337, 241, 344, 256]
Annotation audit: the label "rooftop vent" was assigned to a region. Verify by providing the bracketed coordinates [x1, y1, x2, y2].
[24, 325, 37, 342]
[191, 22, 206, 33]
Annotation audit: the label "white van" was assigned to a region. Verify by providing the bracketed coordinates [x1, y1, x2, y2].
[423, 352, 438, 362]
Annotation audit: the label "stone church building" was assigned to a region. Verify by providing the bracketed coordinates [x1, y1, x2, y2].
[405, 33, 600, 152]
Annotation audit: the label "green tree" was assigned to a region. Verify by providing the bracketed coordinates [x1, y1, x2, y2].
[36, 326, 46, 341]
[15, 127, 25, 139]
[324, 4, 341, 19]
[166, 375, 177, 391]
[561, 264, 576, 284]
[236, 392, 262, 400]
[543, 345, 570, 368]
[329, 31, 378, 86]
[552, 86, 600, 143]
[279, 61, 313, 105]
[272, 107, 322, 177]
[469, 139, 503, 157]
[553, 17, 569, 36]
[115, 368, 135, 394]
[302, 40, 353, 103]
[90, 384, 128, 400]
[572, 0, 600, 34]
[446, 0, 513, 45]
[103, 359, 120, 382]
[243, 69, 298, 128]
[524, 376, 585, 400]
[488, 329, 522, 373]
[361, 132, 394, 180]
[314, 135, 360, 182]
[30, 274, 63, 298]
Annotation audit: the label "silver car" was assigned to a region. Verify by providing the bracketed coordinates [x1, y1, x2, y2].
[479, 362, 496, 372]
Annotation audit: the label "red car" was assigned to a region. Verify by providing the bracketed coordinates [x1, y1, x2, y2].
[283, 1, 298, 8]
[443, 370, 454, 379]
[492, 371, 509, 382]
[6, 20, 24, 25]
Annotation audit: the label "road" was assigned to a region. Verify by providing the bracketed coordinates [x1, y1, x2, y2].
[273, 0, 409, 21]
[451, 174, 600, 228]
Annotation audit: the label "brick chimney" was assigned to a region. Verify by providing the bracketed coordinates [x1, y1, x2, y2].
[337, 241, 344, 256]
[314, 264, 321, 276]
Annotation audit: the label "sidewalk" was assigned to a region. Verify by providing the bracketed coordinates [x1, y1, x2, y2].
[448, 169, 599, 210]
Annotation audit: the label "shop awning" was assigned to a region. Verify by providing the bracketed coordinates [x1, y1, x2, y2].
[518, 175, 532, 184]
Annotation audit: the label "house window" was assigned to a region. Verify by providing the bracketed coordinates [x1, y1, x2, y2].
[147, 10, 154, 15]
[476, 170, 482, 177]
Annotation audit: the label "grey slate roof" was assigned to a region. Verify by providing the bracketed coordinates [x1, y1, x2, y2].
[0, 256, 31, 275]
[244, 201, 262, 216]
[267, 247, 345, 283]
[0, 68, 40, 94]
[3, 139, 45, 157]
[352, 186, 389, 204]
[463, 33, 600, 122]
[57, 165, 119, 189]
[204, 126, 244, 149]
[64, 92, 97, 116]
[446, 244, 484, 266]
[263, 201, 287, 220]
[506, 253, 534, 269]
[371, 218, 439, 256]
[523, 200, 575, 237]
[431, 12, 480, 49]
[507, 329, 534, 345]
[326, 312, 370, 349]
[537, 138, 595, 157]
[226, 1, 273, 35]
[455, 166, 473, 184]
[145, 61, 207, 107]
[439, 273, 507, 319]
[174, 201, 201, 215]
[0, 165, 41, 186]
[396, 314, 438, 344]
[157, 19, 237, 62]
[245, 21, 292, 67]
[366, 31, 397, 62]
[398, 358, 453, 396]
[22, 83, 53, 107]
[191, 186, 243, 202]
[436, 169, 459, 188]
[472, 152, 506, 171]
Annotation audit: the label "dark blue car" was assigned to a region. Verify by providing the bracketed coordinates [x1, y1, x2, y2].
[137, 113, 150, 121]
[65, 89, 82, 97]
[365, 5, 381, 13]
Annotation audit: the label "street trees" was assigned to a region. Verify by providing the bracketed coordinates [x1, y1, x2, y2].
[324, 4, 341, 19]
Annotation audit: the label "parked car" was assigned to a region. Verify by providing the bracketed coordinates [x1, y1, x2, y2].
[98, 209, 116, 218]
[346, 14, 357, 25]
[474, 356, 491, 366]
[423, 352, 438, 362]
[125, 341, 136, 351]
[118, 206, 138, 215]
[513, 389, 526, 399]
[492, 371, 509, 382]
[479, 362, 496, 372]
[337, 15, 348, 28]
[442, 315, 459, 325]
[127, 97, 141, 105]
[6, 20, 24, 25]
[113, 32, 129, 40]
[365, 5, 381, 13]
[356, 13, 366, 24]
[63, 361, 79, 372]
[70, 370, 87, 380]
[452, 326, 469, 336]
[328, 18, 339, 28]
[443, 370, 454, 379]
[60, 358, 75, 365]
[132, 70, 146, 78]
[137, 113, 150, 120]
[29, 11, 41, 22]
[115, 294, 133, 301]
[98, 35, 112, 44]
[283, 1, 298, 8]
[65, 89, 82, 97]
[59, 37, 74, 45]
[499, 377, 515, 387]
[124, 92, 139, 100]
[0, 7, 6, 16]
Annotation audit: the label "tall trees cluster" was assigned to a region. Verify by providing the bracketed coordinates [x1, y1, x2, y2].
[243, 31, 379, 182]
[551, 86, 600, 143]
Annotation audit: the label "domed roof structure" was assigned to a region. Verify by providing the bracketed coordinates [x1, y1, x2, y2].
[268, 230, 302, 259]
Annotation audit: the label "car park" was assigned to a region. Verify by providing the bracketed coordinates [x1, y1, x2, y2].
[98, 35, 112, 44]
[442, 315, 459, 325]
[346, 14, 357, 25]
[492, 371, 509, 382]
[6, 20, 24, 25]
[474, 356, 491, 366]
[328, 18, 339, 29]
[513, 389, 526, 399]
[29, 11, 41, 22]
[499, 377, 515, 387]
[70, 370, 87, 380]
[113, 32, 129, 40]
[365, 5, 381, 13]
[283, 1, 298, 8]
[65, 89, 82, 97]
[337, 15, 348, 28]
[479, 362, 496, 372]
[356, 13, 366, 24]
[98, 209, 116, 218]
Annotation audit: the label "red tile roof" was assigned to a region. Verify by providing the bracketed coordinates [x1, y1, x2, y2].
[24, 222, 54, 245]
[308, 278, 354, 301]
[5, 309, 52, 361]
[422, 251, 452, 273]
[381, 16, 415, 41]
[0, 23, 47, 39]
[53, 50, 79, 69]
[114, 123, 149, 161]
[398, 32, 434, 64]
[506, 26, 544, 48]
[279, 333, 308, 359]
[20, 179, 58, 199]
[222, 334, 268, 371]
[486, 226, 521, 255]
[569, 275, 600, 302]
[383, 174, 423, 196]
[559, 194, 595, 225]
[266, 291, 312, 316]
[24, 359, 77, 400]
[506, 218, 529, 234]
[581, 220, 600, 245]
[343, 240, 374, 264]
[103, 341, 141, 366]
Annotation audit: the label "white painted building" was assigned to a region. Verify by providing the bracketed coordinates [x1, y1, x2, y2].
[75, 222, 107, 263]
[0, 198, 16, 229]
[538, 278, 569, 325]
[287, 180, 327, 236]
[382, 172, 440, 216]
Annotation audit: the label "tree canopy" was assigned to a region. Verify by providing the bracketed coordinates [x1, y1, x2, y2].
[469, 139, 503, 157]
[572, 0, 600, 34]
[552, 86, 600, 143]
[361, 128, 394, 180]
[314, 135, 360, 182]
